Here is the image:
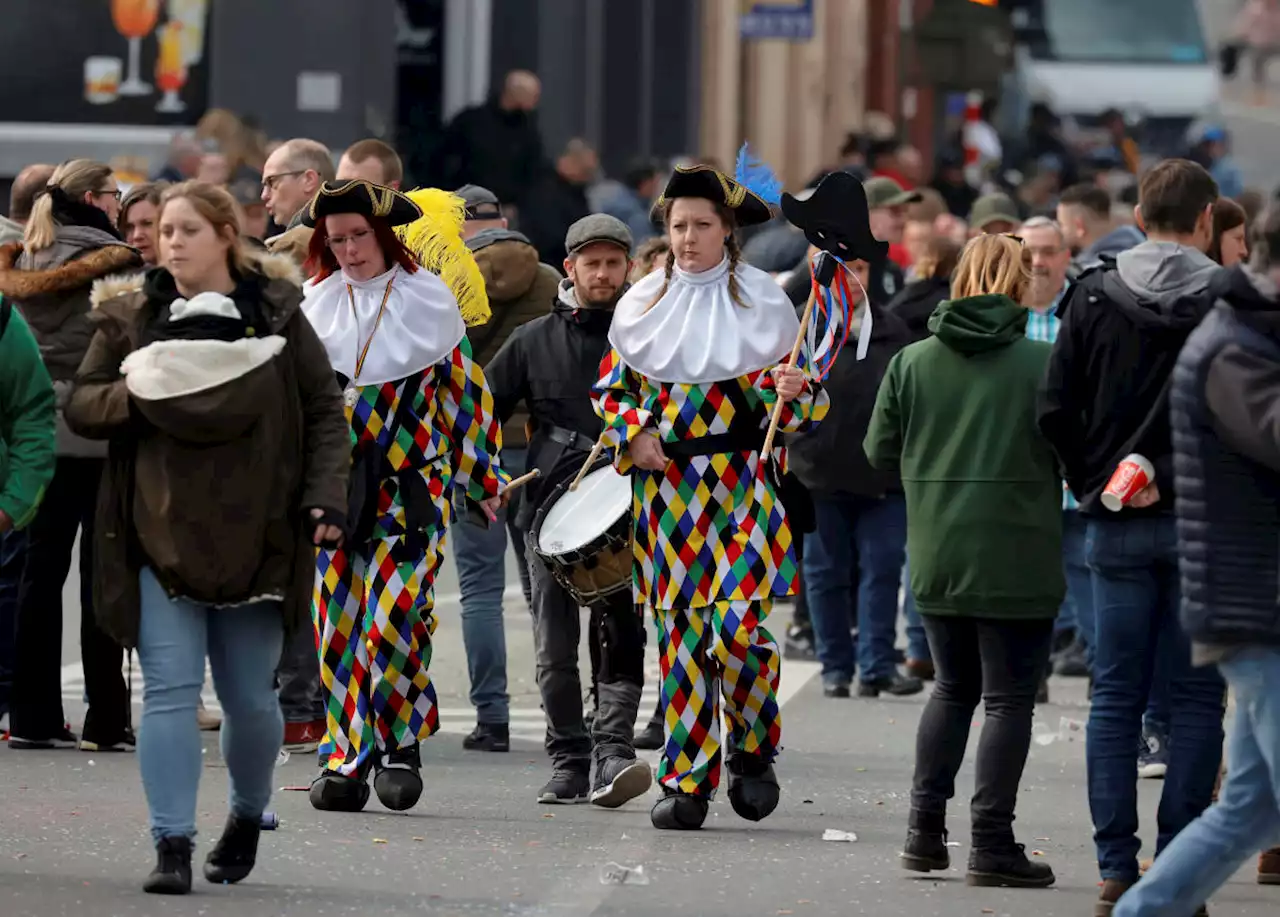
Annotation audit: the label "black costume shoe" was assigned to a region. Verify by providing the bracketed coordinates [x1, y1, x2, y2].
[966, 843, 1056, 888]
[591, 755, 653, 808]
[857, 672, 924, 698]
[901, 810, 950, 872]
[374, 744, 423, 811]
[143, 836, 193, 895]
[537, 766, 590, 804]
[650, 788, 709, 830]
[633, 717, 664, 751]
[462, 722, 510, 752]
[309, 769, 371, 813]
[204, 814, 260, 885]
[725, 752, 780, 822]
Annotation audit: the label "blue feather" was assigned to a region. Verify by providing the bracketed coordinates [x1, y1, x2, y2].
[733, 142, 783, 207]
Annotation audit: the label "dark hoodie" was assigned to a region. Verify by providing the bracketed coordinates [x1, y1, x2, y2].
[865, 294, 1063, 619]
[1039, 241, 1222, 516]
[886, 275, 951, 343]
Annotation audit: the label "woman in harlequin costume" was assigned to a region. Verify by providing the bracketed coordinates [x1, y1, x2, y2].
[592, 162, 830, 830]
[300, 180, 509, 812]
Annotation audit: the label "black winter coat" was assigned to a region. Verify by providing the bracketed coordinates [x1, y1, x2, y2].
[886, 276, 950, 343]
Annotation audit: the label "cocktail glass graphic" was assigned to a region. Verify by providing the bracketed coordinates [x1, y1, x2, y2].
[154, 22, 188, 113]
[111, 0, 161, 96]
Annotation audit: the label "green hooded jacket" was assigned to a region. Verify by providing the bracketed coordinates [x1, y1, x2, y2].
[863, 293, 1064, 619]
[0, 296, 56, 529]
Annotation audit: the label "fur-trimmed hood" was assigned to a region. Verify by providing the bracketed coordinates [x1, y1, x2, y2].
[0, 239, 141, 302]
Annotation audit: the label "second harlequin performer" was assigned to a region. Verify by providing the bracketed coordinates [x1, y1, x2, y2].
[592, 161, 830, 830]
[300, 180, 510, 813]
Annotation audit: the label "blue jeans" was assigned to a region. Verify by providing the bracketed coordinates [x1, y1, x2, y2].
[136, 568, 284, 843]
[804, 493, 907, 684]
[1115, 647, 1280, 916]
[901, 558, 930, 663]
[1059, 511, 1094, 667]
[1085, 516, 1226, 882]
[453, 448, 528, 725]
[0, 529, 27, 717]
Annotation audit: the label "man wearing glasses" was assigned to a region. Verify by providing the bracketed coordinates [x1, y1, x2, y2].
[260, 138, 335, 236]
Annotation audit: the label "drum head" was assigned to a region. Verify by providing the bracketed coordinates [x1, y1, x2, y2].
[536, 465, 632, 555]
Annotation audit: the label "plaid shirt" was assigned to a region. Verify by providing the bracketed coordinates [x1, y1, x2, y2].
[1025, 285, 1079, 511]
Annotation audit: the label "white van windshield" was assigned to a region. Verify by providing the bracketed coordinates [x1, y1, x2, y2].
[1020, 0, 1207, 65]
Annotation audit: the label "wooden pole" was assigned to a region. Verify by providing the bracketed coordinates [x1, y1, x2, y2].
[569, 436, 607, 491]
[760, 288, 818, 458]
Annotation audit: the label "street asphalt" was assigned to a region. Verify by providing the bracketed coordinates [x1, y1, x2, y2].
[2, 541, 1276, 916]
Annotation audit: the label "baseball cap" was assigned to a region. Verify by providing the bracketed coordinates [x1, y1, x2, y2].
[454, 184, 502, 220]
[565, 213, 633, 256]
[863, 176, 923, 210]
[968, 192, 1021, 230]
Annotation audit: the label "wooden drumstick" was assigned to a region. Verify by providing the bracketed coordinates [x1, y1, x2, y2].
[761, 288, 817, 458]
[502, 469, 541, 493]
[569, 436, 607, 491]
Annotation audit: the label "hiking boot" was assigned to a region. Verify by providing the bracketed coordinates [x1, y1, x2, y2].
[725, 752, 780, 822]
[8, 723, 77, 750]
[143, 836, 193, 895]
[80, 726, 136, 753]
[650, 788, 709, 830]
[462, 722, 510, 753]
[282, 719, 325, 753]
[633, 716, 664, 751]
[1259, 846, 1280, 885]
[901, 811, 949, 873]
[857, 672, 924, 698]
[203, 814, 260, 885]
[590, 755, 652, 808]
[905, 658, 935, 681]
[537, 766, 590, 804]
[966, 843, 1055, 888]
[822, 681, 851, 699]
[373, 744, 423, 811]
[1138, 725, 1168, 779]
[309, 769, 371, 813]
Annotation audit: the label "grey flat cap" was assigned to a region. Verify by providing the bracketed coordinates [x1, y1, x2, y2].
[565, 213, 633, 255]
[454, 184, 502, 219]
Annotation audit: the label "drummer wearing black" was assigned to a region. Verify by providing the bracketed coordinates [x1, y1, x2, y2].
[485, 214, 651, 806]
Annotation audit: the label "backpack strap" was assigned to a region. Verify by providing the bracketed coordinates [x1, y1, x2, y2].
[0, 296, 11, 341]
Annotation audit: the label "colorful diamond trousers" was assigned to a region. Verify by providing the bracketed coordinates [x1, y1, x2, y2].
[314, 531, 443, 776]
[656, 599, 781, 798]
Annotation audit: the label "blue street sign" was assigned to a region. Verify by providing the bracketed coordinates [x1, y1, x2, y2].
[739, 0, 814, 41]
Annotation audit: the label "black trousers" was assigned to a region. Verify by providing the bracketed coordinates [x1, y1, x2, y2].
[8, 458, 129, 742]
[910, 614, 1054, 846]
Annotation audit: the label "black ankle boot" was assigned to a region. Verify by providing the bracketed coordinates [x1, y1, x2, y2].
[374, 744, 423, 811]
[901, 810, 950, 872]
[725, 752, 780, 822]
[967, 843, 1055, 888]
[204, 814, 261, 884]
[309, 769, 371, 812]
[143, 835, 193, 895]
[650, 788, 709, 830]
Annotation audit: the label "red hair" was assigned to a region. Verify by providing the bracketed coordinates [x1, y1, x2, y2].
[304, 214, 420, 281]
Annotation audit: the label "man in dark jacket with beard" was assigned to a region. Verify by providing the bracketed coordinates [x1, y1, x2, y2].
[485, 214, 651, 808]
[1111, 206, 1280, 916]
[1037, 159, 1227, 915]
[451, 184, 563, 753]
[788, 259, 922, 699]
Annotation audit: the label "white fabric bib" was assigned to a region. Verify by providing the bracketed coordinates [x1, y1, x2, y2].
[302, 264, 466, 385]
[609, 256, 798, 384]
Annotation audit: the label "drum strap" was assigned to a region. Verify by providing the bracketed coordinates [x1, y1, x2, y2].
[545, 424, 597, 452]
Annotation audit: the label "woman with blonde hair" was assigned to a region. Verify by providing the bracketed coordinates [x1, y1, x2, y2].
[66, 180, 351, 894]
[0, 158, 141, 755]
[865, 233, 1063, 889]
[887, 234, 963, 342]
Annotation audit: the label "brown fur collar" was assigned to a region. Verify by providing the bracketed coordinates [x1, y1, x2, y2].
[0, 241, 142, 301]
[89, 250, 304, 312]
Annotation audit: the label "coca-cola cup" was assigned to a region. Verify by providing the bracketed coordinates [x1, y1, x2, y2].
[1101, 453, 1155, 512]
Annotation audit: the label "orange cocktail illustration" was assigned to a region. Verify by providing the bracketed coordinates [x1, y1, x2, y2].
[111, 0, 161, 95]
[154, 21, 188, 112]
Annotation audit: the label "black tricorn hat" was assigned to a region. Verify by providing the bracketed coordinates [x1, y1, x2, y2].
[779, 171, 889, 263]
[650, 165, 773, 229]
[301, 179, 423, 228]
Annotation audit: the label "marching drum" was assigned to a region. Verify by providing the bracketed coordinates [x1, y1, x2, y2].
[529, 459, 634, 608]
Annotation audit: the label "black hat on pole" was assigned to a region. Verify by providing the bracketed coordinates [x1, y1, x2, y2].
[779, 171, 888, 263]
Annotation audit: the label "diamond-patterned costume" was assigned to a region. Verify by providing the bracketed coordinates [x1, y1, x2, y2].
[315, 339, 507, 776]
[592, 348, 827, 795]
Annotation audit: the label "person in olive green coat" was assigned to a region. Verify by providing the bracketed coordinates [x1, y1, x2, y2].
[863, 233, 1063, 890]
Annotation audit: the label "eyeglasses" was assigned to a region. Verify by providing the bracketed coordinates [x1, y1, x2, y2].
[326, 228, 374, 250]
[261, 170, 306, 192]
[97, 188, 122, 202]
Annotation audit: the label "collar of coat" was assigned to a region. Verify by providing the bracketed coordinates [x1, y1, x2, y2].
[0, 240, 141, 301]
[90, 250, 305, 335]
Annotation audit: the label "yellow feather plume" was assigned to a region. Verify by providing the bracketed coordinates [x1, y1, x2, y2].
[395, 188, 491, 326]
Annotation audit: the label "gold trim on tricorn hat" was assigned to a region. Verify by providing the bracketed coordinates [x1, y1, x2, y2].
[302, 179, 423, 228]
[650, 164, 772, 228]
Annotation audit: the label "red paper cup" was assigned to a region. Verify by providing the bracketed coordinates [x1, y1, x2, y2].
[1101, 453, 1155, 512]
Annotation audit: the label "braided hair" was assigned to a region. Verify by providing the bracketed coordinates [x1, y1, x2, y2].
[645, 197, 745, 311]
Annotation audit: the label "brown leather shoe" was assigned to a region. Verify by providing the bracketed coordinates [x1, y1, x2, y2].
[1260, 847, 1280, 885]
[905, 658, 935, 681]
[1095, 879, 1133, 917]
